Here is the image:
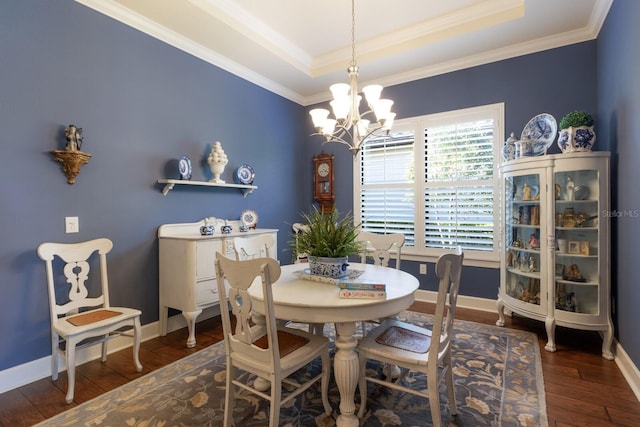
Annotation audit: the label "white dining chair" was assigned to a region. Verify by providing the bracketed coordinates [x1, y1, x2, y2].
[37, 238, 143, 404]
[291, 222, 310, 263]
[355, 231, 405, 336]
[356, 231, 405, 269]
[232, 233, 275, 260]
[357, 248, 464, 427]
[215, 253, 332, 426]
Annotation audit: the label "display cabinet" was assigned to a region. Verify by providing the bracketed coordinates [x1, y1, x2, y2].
[496, 152, 613, 359]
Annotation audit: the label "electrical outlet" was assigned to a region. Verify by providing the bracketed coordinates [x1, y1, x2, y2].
[419, 264, 427, 275]
[65, 216, 79, 233]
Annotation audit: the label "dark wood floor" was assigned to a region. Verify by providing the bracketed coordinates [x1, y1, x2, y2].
[1, 303, 639, 426]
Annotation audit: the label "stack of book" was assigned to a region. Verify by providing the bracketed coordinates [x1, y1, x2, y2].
[338, 282, 386, 299]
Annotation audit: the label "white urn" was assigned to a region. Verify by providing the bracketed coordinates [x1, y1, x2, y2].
[208, 141, 228, 183]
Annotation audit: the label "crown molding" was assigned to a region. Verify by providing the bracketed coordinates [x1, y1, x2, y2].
[76, 0, 613, 107]
[75, 0, 306, 104]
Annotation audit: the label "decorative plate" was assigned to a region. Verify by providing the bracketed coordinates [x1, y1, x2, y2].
[235, 164, 255, 185]
[520, 113, 557, 156]
[178, 156, 192, 180]
[240, 209, 258, 228]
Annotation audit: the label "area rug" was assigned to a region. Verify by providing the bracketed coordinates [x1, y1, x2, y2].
[36, 311, 547, 426]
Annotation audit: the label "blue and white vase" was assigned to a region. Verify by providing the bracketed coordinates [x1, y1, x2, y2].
[557, 126, 596, 153]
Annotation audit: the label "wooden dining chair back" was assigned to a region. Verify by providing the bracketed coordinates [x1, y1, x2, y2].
[37, 238, 143, 404]
[357, 247, 464, 427]
[356, 231, 405, 269]
[232, 233, 275, 260]
[215, 253, 332, 426]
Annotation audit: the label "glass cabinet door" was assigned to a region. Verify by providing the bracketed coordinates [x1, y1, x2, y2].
[503, 171, 546, 315]
[553, 168, 601, 317]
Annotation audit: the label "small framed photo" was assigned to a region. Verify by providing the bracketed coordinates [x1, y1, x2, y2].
[568, 240, 581, 254]
[580, 241, 590, 256]
[555, 263, 565, 276]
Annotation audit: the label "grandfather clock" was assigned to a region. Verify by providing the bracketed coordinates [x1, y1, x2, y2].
[312, 152, 335, 213]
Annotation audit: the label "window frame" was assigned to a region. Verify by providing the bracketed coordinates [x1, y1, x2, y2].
[353, 102, 504, 267]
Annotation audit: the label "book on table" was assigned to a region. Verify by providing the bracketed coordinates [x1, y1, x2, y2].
[338, 282, 386, 291]
[338, 282, 386, 299]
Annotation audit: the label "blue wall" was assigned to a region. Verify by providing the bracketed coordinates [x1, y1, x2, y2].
[597, 0, 640, 372]
[0, 0, 310, 371]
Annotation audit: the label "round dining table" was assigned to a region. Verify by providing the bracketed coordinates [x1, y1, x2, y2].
[248, 262, 420, 427]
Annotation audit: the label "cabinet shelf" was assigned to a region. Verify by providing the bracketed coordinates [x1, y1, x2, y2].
[157, 179, 257, 197]
[506, 267, 540, 279]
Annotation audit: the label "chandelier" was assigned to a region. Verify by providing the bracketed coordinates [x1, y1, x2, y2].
[309, 0, 396, 156]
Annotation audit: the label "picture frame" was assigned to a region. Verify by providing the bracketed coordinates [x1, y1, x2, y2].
[580, 241, 590, 256]
[555, 263, 565, 276]
[568, 240, 581, 254]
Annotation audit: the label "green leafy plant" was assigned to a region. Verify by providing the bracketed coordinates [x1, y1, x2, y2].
[293, 208, 361, 258]
[559, 110, 594, 129]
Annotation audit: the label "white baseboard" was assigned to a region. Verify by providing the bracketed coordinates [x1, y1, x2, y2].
[0, 307, 222, 395]
[613, 339, 640, 401]
[414, 289, 499, 313]
[2, 298, 638, 403]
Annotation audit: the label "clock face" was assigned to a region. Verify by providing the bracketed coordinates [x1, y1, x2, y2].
[317, 162, 330, 177]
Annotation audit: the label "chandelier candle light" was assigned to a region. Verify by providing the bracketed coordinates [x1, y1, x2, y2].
[309, 0, 396, 156]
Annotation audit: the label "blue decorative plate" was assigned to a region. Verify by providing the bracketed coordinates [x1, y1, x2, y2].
[240, 209, 258, 228]
[521, 113, 557, 156]
[235, 164, 255, 185]
[178, 156, 192, 180]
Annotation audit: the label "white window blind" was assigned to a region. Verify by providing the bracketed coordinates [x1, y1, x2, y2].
[424, 119, 495, 252]
[355, 103, 502, 262]
[359, 130, 416, 246]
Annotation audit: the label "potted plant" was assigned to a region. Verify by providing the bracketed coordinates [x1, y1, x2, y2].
[293, 207, 361, 278]
[557, 110, 596, 152]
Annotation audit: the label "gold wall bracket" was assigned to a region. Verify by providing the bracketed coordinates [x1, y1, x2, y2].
[51, 149, 92, 184]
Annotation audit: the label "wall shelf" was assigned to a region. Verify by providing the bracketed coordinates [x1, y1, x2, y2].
[157, 179, 257, 197]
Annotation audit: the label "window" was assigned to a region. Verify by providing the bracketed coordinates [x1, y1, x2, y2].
[354, 103, 503, 264]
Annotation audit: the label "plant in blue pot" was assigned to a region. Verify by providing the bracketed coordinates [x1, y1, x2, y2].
[294, 207, 361, 278]
[557, 110, 596, 153]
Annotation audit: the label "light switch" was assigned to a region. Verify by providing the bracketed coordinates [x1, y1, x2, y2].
[65, 216, 79, 233]
[419, 264, 427, 275]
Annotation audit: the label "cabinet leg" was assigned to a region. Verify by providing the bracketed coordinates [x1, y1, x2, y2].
[496, 296, 505, 326]
[159, 303, 168, 336]
[182, 309, 202, 348]
[602, 321, 615, 360]
[544, 316, 556, 352]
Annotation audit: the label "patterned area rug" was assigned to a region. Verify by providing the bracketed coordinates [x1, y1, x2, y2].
[36, 311, 547, 426]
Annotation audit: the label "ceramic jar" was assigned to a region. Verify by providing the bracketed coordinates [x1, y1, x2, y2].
[557, 126, 596, 152]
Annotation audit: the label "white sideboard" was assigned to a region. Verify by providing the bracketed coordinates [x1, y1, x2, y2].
[158, 218, 278, 347]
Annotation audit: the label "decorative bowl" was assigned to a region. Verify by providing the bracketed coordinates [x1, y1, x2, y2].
[307, 256, 349, 279]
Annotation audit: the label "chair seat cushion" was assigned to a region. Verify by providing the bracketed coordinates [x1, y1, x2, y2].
[376, 325, 431, 353]
[66, 309, 122, 326]
[254, 330, 309, 357]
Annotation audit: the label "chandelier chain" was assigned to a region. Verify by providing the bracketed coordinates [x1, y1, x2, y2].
[350, 0, 356, 67]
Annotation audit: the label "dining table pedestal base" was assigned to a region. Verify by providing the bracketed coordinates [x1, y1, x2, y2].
[334, 321, 360, 427]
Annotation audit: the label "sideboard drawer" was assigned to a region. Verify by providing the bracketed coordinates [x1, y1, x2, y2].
[195, 279, 219, 305]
